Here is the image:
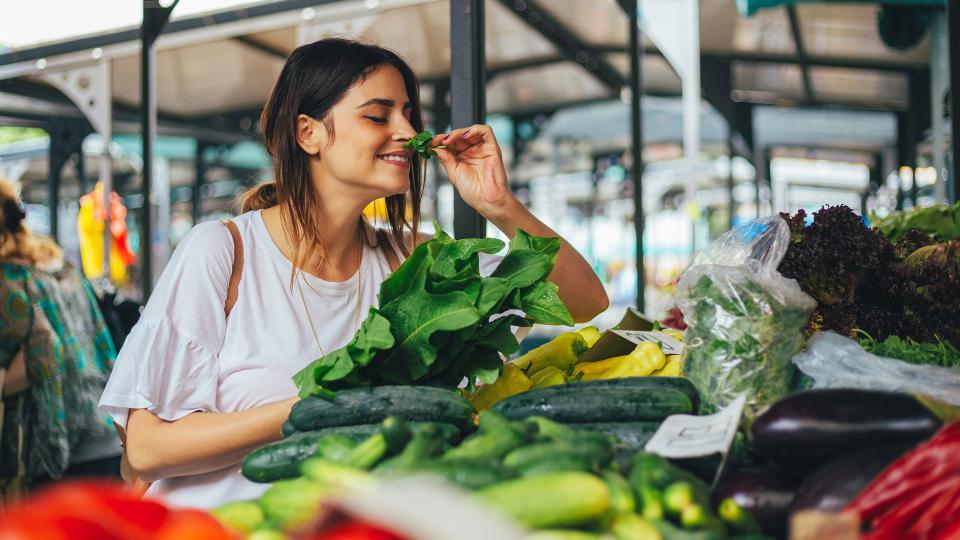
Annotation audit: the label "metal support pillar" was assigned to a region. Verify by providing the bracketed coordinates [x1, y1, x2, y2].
[627, 0, 645, 312]
[728, 137, 736, 230]
[141, 0, 178, 301]
[450, 0, 485, 239]
[46, 118, 92, 240]
[193, 141, 210, 225]
[949, 0, 960, 203]
[431, 80, 451, 224]
[896, 111, 915, 209]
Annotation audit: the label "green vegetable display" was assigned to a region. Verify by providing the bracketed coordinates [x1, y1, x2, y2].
[293, 225, 573, 397]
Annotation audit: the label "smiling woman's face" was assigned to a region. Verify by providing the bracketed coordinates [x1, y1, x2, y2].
[311, 64, 417, 201]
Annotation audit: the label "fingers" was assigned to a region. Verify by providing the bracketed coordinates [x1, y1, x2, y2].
[434, 124, 494, 153]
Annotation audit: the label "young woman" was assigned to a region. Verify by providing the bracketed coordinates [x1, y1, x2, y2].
[0, 178, 120, 495]
[99, 38, 608, 509]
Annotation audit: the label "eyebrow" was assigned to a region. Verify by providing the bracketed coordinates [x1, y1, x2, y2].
[356, 98, 412, 110]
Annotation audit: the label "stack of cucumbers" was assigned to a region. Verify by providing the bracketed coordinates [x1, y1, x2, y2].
[218, 378, 765, 539]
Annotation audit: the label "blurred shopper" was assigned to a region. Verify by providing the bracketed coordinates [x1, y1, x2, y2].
[0, 178, 120, 500]
[100, 38, 608, 509]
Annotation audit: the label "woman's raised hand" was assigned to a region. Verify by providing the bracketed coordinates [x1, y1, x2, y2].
[432, 124, 517, 221]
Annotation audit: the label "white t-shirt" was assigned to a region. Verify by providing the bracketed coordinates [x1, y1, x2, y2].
[99, 210, 501, 509]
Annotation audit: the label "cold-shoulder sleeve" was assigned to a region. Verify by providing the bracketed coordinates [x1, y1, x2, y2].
[99, 221, 234, 428]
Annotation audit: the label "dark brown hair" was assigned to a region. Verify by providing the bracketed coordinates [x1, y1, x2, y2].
[240, 37, 425, 273]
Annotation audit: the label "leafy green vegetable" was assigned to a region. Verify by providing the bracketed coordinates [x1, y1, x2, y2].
[293, 224, 573, 397]
[679, 270, 813, 419]
[858, 332, 960, 368]
[871, 202, 960, 243]
[403, 130, 445, 161]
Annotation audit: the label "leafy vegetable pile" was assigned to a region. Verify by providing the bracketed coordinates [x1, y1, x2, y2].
[871, 201, 960, 243]
[293, 225, 573, 397]
[778, 205, 960, 348]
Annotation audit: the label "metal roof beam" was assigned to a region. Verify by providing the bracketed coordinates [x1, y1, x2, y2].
[493, 0, 626, 94]
[231, 35, 288, 59]
[0, 0, 342, 68]
[786, 6, 815, 104]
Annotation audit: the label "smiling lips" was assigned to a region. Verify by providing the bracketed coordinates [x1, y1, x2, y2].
[378, 152, 410, 168]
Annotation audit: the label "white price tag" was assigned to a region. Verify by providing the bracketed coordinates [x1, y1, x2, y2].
[644, 395, 745, 459]
[612, 330, 685, 356]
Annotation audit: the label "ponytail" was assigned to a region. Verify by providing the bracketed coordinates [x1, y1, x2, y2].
[238, 182, 279, 213]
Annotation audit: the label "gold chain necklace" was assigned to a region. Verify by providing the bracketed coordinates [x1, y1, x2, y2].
[284, 224, 363, 357]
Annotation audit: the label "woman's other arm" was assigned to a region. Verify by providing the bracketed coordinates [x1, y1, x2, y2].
[124, 397, 297, 482]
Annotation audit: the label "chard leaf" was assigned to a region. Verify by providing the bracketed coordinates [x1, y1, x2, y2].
[491, 250, 553, 288]
[517, 281, 574, 326]
[346, 309, 395, 363]
[379, 241, 432, 305]
[468, 347, 505, 387]
[379, 271, 482, 379]
[510, 229, 562, 259]
[431, 237, 505, 279]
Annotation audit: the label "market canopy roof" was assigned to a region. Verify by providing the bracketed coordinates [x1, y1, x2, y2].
[0, 0, 933, 145]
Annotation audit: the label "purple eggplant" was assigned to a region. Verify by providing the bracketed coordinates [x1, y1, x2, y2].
[713, 466, 799, 538]
[791, 443, 912, 513]
[750, 389, 940, 475]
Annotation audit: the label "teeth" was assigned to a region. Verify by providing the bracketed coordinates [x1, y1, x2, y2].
[379, 155, 409, 163]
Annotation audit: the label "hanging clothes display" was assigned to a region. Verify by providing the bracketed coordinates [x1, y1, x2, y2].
[77, 182, 136, 284]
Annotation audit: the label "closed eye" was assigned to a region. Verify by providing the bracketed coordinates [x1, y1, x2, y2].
[365, 116, 387, 124]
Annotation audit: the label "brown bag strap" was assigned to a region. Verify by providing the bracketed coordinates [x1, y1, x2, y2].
[222, 220, 244, 317]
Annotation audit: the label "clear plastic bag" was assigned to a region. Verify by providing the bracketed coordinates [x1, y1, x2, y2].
[793, 332, 960, 406]
[677, 216, 816, 420]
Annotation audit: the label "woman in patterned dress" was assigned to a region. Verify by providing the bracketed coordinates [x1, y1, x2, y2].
[0, 178, 120, 496]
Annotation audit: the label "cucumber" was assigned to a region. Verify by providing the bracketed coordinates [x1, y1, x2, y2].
[602, 470, 636, 514]
[478, 471, 611, 528]
[583, 377, 700, 412]
[242, 432, 324, 483]
[503, 438, 613, 474]
[411, 458, 518, 490]
[569, 422, 661, 453]
[375, 423, 450, 473]
[281, 420, 298, 437]
[524, 532, 612, 540]
[493, 380, 693, 423]
[289, 385, 475, 432]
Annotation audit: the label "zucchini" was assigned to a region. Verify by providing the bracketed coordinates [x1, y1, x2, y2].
[301, 458, 376, 490]
[478, 471, 611, 528]
[609, 513, 661, 540]
[343, 417, 411, 470]
[524, 532, 612, 540]
[289, 385, 475, 432]
[493, 380, 693, 423]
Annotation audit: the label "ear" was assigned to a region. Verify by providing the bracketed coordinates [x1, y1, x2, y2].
[295, 114, 325, 156]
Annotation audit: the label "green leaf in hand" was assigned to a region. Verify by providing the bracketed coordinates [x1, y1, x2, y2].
[517, 281, 574, 326]
[404, 131, 445, 160]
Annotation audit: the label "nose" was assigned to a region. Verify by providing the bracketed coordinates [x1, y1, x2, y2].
[393, 116, 417, 142]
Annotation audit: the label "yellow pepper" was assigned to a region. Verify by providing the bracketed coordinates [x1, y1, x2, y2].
[573, 341, 667, 381]
[510, 332, 589, 374]
[529, 365, 568, 388]
[469, 364, 532, 411]
[651, 355, 682, 377]
[576, 326, 603, 348]
[662, 329, 685, 342]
